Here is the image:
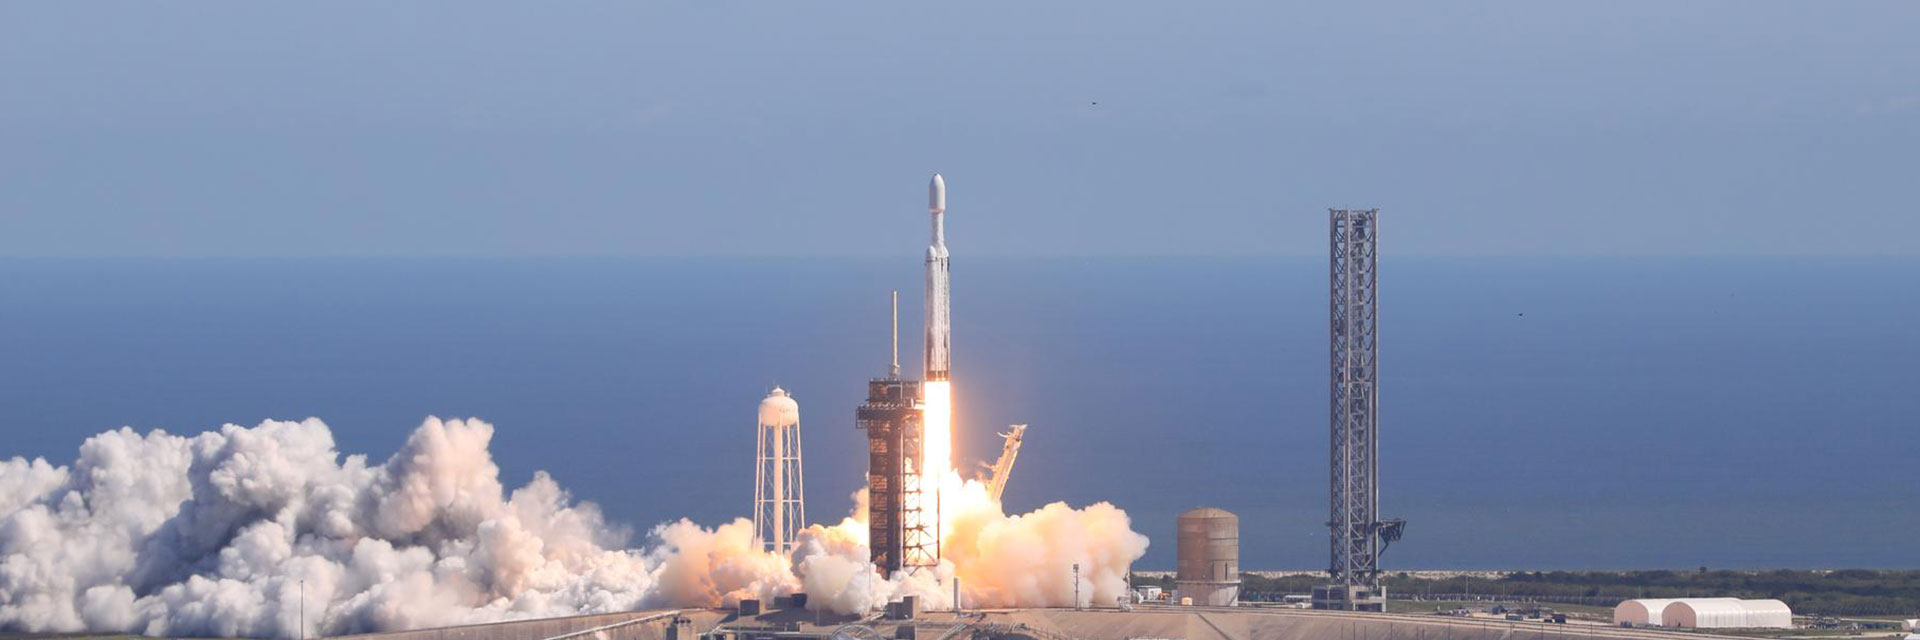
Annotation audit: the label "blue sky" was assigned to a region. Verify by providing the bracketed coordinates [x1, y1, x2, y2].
[1, 2, 1915, 258]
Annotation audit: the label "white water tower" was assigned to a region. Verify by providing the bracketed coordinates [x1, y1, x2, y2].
[753, 387, 805, 555]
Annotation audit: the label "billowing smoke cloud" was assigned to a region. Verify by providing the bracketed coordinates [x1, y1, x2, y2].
[0, 418, 1146, 637]
[787, 475, 1149, 615]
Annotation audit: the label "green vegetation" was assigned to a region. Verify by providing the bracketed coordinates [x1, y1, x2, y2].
[1380, 600, 1615, 617]
[1130, 573, 1176, 591]
[1483, 570, 1920, 617]
[1135, 571, 1920, 617]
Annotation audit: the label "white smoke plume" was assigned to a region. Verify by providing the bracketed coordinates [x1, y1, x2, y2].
[0, 417, 1147, 637]
[788, 475, 1149, 615]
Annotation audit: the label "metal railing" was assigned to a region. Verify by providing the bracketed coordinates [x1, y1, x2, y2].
[536, 610, 684, 640]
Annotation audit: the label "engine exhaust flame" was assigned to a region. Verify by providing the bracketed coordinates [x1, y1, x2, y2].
[921, 379, 953, 497]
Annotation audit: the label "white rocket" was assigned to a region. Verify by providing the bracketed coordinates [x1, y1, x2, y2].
[925, 173, 951, 381]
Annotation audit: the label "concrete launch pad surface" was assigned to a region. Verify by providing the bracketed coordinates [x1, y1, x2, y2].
[699, 605, 1759, 640]
[224, 605, 1770, 640]
[331, 610, 726, 640]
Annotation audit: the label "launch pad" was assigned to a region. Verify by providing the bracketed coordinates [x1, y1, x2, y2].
[330, 605, 1748, 640]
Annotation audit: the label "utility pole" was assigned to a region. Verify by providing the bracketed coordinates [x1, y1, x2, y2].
[1073, 563, 1081, 610]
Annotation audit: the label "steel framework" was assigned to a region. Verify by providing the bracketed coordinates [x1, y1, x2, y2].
[857, 377, 922, 577]
[899, 428, 939, 576]
[857, 292, 936, 577]
[1323, 208, 1404, 606]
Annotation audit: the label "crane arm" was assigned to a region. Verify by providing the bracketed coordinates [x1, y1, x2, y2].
[984, 424, 1027, 502]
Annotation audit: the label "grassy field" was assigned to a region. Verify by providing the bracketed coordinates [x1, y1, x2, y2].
[1707, 629, 1905, 639]
[1135, 570, 1920, 617]
[1385, 600, 1615, 617]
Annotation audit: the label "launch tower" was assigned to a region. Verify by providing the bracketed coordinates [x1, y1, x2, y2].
[857, 377, 922, 576]
[856, 291, 932, 577]
[1314, 208, 1405, 612]
[859, 175, 957, 579]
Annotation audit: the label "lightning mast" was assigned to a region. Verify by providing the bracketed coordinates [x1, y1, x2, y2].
[1313, 208, 1404, 611]
[890, 290, 901, 380]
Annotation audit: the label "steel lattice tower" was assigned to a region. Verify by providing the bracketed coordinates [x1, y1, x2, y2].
[856, 291, 933, 577]
[857, 377, 922, 576]
[899, 435, 938, 575]
[1316, 208, 1403, 611]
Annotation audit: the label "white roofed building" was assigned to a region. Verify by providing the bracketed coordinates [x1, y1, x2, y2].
[1614, 599, 1684, 626]
[1615, 598, 1792, 629]
[1661, 599, 1793, 629]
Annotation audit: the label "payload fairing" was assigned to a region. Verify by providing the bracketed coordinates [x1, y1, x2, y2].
[925, 174, 951, 382]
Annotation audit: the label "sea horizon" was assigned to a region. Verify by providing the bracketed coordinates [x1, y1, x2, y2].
[2, 255, 1914, 570]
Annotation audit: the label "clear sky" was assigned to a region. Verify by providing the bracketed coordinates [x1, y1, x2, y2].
[1, 2, 1915, 258]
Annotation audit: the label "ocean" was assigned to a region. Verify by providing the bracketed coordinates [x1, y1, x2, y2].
[0, 256, 1913, 569]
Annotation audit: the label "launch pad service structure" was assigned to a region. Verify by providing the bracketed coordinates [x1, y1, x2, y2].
[857, 175, 954, 578]
[856, 293, 925, 575]
[1313, 208, 1406, 612]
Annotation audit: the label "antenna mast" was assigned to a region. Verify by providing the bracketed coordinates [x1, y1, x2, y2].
[890, 290, 901, 379]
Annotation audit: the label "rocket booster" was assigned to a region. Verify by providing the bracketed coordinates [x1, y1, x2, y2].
[925, 174, 951, 381]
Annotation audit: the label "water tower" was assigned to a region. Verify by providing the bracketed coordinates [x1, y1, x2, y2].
[754, 387, 804, 555]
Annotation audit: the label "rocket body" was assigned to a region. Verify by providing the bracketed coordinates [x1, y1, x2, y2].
[925, 174, 951, 381]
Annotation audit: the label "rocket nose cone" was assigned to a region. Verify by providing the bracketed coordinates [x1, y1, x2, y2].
[929, 174, 946, 211]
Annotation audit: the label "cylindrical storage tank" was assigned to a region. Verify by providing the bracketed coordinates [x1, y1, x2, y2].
[759, 387, 799, 428]
[1174, 507, 1239, 607]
